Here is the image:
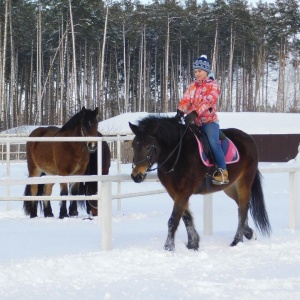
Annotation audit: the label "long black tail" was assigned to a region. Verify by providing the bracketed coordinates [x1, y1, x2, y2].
[249, 170, 271, 236]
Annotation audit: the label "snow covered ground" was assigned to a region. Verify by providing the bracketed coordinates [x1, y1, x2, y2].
[1, 111, 300, 299]
[0, 160, 300, 300]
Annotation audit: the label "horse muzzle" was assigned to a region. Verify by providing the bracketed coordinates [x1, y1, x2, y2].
[131, 172, 147, 183]
[87, 142, 97, 153]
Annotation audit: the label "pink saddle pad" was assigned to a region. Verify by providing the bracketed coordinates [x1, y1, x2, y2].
[195, 135, 240, 167]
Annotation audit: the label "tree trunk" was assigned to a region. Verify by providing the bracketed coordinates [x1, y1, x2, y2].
[164, 16, 170, 112]
[37, 0, 42, 125]
[69, 0, 78, 112]
[277, 39, 286, 112]
[99, 1, 109, 119]
[0, 0, 9, 129]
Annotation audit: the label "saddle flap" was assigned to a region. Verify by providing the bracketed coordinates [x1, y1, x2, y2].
[194, 134, 240, 167]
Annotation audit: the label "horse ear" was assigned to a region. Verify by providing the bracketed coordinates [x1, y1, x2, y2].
[80, 106, 86, 118]
[129, 122, 138, 135]
[94, 107, 99, 115]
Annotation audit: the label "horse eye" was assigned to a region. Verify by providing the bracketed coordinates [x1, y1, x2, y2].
[146, 145, 152, 151]
[89, 121, 92, 126]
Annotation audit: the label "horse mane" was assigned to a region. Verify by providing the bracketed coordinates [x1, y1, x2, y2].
[59, 111, 82, 132]
[137, 115, 182, 145]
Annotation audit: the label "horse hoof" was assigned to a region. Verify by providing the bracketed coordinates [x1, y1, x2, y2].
[244, 229, 257, 241]
[30, 215, 38, 218]
[186, 243, 199, 251]
[164, 244, 175, 251]
[69, 211, 78, 217]
[59, 214, 69, 219]
[44, 213, 54, 218]
[230, 239, 242, 247]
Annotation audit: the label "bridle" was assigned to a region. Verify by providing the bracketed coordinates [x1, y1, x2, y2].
[132, 124, 190, 174]
[132, 144, 156, 172]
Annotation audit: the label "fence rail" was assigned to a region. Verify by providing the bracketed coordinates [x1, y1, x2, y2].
[0, 136, 299, 250]
[0, 134, 134, 163]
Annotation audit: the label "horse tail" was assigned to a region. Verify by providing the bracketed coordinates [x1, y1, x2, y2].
[78, 200, 87, 210]
[249, 170, 272, 236]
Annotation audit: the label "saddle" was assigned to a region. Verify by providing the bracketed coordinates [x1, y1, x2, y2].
[190, 125, 240, 167]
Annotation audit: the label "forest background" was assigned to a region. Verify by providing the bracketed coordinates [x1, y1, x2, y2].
[0, 0, 299, 130]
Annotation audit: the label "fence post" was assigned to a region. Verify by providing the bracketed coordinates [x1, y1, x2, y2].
[289, 171, 298, 230]
[117, 136, 122, 211]
[203, 194, 213, 235]
[6, 141, 11, 210]
[100, 181, 112, 250]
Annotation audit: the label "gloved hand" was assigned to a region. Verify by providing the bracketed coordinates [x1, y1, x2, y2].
[175, 109, 184, 122]
[184, 110, 198, 125]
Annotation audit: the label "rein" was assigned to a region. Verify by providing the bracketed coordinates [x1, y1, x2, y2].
[147, 124, 189, 173]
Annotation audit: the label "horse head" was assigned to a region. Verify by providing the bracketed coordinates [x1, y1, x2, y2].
[80, 106, 99, 153]
[129, 122, 159, 183]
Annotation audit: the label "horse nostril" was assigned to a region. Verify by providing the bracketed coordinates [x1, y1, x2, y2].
[131, 172, 147, 183]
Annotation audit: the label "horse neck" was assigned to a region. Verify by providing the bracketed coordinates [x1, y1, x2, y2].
[59, 124, 83, 137]
[156, 131, 182, 169]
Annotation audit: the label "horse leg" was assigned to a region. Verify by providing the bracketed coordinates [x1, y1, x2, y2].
[224, 184, 251, 246]
[230, 204, 249, 246]
[182, 208, 200, 250]
[69, 201, 78, 217]
[59, 183, 69, 219]
[164, 201, 188, 251]
[23, 184, 38, 218]
[68, 183, 79, 217]
[42, 184, 54, 217]
[243, 217, 257, 241]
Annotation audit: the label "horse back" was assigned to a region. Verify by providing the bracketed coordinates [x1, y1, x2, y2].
[29, 126, 60, 138]
[220, 128, 259, 189]
[221, 128, 259, 161]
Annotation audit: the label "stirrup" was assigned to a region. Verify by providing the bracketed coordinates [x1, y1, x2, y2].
[212, 168, 229, 185]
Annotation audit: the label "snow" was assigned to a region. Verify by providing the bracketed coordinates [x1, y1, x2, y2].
[0, 112, 300, 299]
[2, 112, 300, 136]
[98, 112, 300, 135]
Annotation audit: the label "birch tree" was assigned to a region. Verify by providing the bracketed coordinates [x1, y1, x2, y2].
[0, 0, 9, 129]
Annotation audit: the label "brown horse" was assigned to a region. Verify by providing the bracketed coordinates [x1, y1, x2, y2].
[26, 131, 111, 218]
[23, 107, 99, 219]
[129, 115, 271, 251]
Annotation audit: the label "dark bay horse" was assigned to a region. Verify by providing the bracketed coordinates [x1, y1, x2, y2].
[23, 107, 99, 219]
[129, 115, 271, 251]
[78, 131, 111, 216]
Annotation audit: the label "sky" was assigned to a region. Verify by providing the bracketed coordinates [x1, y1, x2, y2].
[0, 112, 300, 299]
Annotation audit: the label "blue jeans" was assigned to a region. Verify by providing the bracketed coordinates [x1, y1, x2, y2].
[201, 122, 226, 170]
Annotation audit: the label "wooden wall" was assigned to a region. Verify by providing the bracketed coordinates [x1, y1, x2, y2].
[251, 134, 300, 162]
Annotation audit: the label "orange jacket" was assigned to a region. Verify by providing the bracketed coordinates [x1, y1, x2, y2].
[178, 78, 220, 126]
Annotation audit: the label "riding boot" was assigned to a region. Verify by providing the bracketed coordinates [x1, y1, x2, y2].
[212, 168, 229, 185]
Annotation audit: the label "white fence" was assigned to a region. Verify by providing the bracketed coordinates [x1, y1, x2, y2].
[0, 136, 299, 250]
